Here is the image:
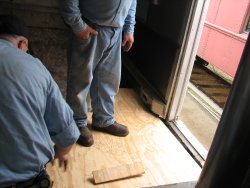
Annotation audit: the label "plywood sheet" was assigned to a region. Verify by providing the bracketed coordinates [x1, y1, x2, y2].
[47, 88, 201, 187]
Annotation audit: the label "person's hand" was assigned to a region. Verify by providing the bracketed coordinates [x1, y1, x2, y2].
[51, 145, 73, 171]
[53, 152, 69, 171]
[122, 33, 134, 52]
[75, 25, 98, 40]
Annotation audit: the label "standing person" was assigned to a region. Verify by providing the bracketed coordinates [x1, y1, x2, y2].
[0, 15, 80, 188]
[60, 0, 137, 147]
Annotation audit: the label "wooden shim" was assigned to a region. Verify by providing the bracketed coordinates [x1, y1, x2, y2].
[92, 162, 145, 184]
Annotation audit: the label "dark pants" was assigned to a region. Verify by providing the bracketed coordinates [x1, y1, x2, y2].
[5, 169, 53, 188]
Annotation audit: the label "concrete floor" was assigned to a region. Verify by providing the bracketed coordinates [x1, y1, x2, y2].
[180, 84, 220, 152]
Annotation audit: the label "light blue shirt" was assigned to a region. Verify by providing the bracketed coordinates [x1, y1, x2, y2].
[0, 39, 80, 187]
[60, 0, 137, 34]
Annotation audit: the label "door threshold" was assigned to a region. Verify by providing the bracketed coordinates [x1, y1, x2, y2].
[165, 120, 207, 167]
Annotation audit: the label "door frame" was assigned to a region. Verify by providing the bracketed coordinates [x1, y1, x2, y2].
[164, 0, 211, 164]
[166, 0, 210, 121]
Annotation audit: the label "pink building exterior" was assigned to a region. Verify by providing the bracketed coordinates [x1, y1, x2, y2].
[197, 0, 249, 77]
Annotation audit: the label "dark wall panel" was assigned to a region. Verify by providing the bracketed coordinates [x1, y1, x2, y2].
[127, 0, 194, 101]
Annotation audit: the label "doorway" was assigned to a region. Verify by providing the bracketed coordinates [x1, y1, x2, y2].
[175, 0, 249, 164]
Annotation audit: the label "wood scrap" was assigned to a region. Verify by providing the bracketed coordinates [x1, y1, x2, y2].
[92, 162, 145, 184]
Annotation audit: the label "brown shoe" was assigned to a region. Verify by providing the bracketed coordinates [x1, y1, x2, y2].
[92, 121, 129, 137]
[77, 126, 94, 147]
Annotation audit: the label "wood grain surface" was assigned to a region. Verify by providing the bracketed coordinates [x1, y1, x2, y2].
[92, 162, 145, 184]
[47, 88, 201, 187]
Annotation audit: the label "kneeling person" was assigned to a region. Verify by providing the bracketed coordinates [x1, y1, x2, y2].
[0, 15, 80, 187]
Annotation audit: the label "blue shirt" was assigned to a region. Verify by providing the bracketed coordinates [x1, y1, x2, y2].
[60, 0, 137, 34]
[0, 39, 80, 187]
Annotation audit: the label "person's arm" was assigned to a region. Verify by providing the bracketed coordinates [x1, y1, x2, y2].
[60, 0, 85, 33]
[60, 0, 98, 39]
[43, 73, 80, 171]
[123, 0, 137, 35]
[122, 0, 137, 52]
